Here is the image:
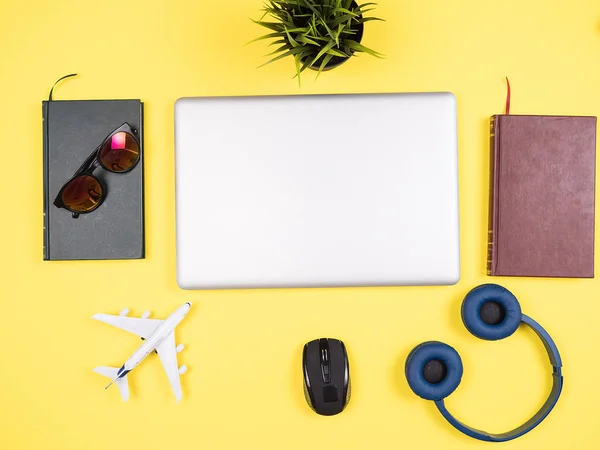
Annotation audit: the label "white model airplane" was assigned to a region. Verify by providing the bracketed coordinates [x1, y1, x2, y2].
[92, 302, 191, 403]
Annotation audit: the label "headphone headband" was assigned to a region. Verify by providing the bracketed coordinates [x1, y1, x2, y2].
[521, 314, 562, 369]
[434, 315, 563, 442]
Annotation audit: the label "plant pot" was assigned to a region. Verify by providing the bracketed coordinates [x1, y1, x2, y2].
[303, 0, 365, 72]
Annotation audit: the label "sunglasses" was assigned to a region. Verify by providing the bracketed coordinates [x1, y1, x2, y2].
[54, 123, 140, 218]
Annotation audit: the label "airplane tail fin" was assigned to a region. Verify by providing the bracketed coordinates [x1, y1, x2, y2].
[93, 366, 130, 401]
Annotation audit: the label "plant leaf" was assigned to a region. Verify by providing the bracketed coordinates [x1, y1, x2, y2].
[318, 17, 336, 40]
[266, 43, 292, 55]
[258, 46, 307, 68]
[305, 35, 330, 42]
[356, 17, 385, 23]
[311, 40, 337, 65]
[326, 48, 348, 57]
[268, 39, 288, 46]
[281, 27, 310, 32]
[284, 27, 299, 47]
[345, 39, 384, 57]
[315, 54, 334, 81]
[292, 51, 316, 79]
[298, 54, 315, 74]
[245, 31, 283, 45]
[331, 14, 357, 27]
[252, 20, 284, 32]
[332, 7, 358, 16]
[294, 54, 302, 88]
[296, 34, 320, 45]
[356, 2, 379, 9]
[334, 23, 343, 46]
[302, 0, 324, 19]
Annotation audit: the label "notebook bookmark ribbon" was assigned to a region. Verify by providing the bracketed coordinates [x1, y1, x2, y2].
[505, 77, 511, 115]
[48, 73, 78, 101]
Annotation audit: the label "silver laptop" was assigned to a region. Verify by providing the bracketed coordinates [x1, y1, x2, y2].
[174, 92, 460, 289]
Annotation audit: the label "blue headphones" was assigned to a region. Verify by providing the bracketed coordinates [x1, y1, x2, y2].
[405, 284, 563, 442]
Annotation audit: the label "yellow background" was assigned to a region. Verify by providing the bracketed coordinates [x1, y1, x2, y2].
[1, 0, 600, 449]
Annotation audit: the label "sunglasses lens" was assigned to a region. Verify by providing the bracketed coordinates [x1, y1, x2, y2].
[99, 132, 140, 173]
[61, 175, 103, 212]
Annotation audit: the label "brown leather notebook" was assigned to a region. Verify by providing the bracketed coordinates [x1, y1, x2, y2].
[488, 114, 597, 278]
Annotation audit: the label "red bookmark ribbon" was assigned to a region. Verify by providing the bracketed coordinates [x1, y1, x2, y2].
[505, 77, 511, 115]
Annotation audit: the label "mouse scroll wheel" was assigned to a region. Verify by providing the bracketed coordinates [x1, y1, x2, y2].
[321, 348, 331, 383]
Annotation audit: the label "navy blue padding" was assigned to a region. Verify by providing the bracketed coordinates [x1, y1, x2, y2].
[461, 284, 521, 341]
[405, 341, 463, 401]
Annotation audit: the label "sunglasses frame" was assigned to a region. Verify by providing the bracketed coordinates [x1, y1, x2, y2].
[53, 122, 140, 218]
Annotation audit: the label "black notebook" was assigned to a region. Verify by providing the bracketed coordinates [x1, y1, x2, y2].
[42, 99, 145, 260]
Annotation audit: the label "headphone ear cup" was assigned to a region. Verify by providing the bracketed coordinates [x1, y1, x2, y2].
[405, 341, 463, 401]
[461, 284, 522, 341]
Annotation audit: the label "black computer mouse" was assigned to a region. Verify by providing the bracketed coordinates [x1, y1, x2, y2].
[302, 338, 351, 416]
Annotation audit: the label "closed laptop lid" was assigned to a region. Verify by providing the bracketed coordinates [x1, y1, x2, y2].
[174, 92, 460, 289]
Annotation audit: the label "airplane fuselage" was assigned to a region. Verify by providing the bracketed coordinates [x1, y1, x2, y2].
[117, 302, 191, 378]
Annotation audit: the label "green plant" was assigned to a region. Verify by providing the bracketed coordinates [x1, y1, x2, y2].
[250, 0, 383, 85]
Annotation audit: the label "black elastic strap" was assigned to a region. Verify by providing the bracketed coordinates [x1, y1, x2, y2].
[45, 73, 79, 221]
[48, 73, 78, 101]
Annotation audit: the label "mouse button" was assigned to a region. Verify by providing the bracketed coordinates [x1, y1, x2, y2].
[304, 340, 324, 383]
[328, 339, 345, 359]
[328, 340, 347, 378]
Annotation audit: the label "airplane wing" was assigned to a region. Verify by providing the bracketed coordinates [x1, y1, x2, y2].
[91, 314, 163, 339]
[155, 331, 183, 403]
